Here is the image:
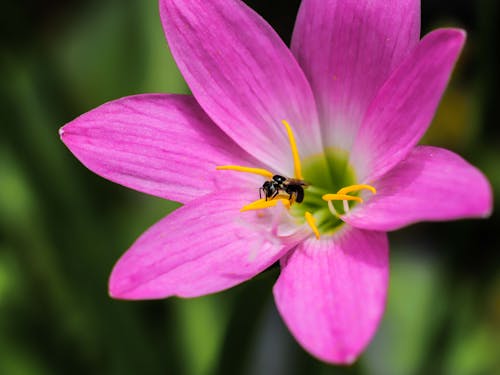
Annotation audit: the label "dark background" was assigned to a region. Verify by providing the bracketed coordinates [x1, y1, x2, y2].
[1, 0, 499, 374]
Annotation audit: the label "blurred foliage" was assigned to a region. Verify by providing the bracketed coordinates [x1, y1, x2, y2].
[0, 0, 499, 374]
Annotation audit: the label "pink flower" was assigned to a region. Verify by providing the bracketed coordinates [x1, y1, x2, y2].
[59, 0, 492, 365]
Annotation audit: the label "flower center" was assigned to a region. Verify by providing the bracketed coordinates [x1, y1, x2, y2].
[216, 120, 376, 239]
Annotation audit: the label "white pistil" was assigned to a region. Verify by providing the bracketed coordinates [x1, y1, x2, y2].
[343, 200, 350, 213]
[327, 200, 338, 216]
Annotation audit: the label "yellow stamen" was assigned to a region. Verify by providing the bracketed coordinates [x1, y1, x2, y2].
[281, 120, 303, 180]
[304, 211, 320, 239]
[322, 194, 363, 202]
[337, 184, 377, 195]
[323, 184, 376, 217]
[216, 165, 273, 178]
[240, 198, 291, 212]
[240, 198, 266, 211]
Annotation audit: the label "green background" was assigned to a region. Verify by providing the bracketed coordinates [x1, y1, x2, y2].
[1, 0, 499, 374]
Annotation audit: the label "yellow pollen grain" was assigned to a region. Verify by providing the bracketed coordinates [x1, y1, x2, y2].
[304, 211, 320, 239]
[216, 165, 273, 178]
[240, 198, 291, 212]
[281, 120, 303, 180]
[337, 184, 376, 195]
[322, 194, 363, 202]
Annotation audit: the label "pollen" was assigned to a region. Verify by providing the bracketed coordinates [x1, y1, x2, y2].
[282, 120, 303, 180]
[337, 184, 376, 195]
[321, 194, 363, 202]
[240, 198, 291, 212]
[305, 211, 320, 239]
[322, 184, 376, 216]
[215, 165, 274, 178]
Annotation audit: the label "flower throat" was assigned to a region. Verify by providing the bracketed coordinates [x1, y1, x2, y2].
[216, 120, 376, 239]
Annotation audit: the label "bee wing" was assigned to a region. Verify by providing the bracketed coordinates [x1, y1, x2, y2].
[284, 178, 308, 186]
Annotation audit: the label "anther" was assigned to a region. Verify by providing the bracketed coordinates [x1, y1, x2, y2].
[337, 184, 376, 195]
[282, 120, 303, 180]
[304, 211, 320, 239]
[216, 166, 274, 178]
[322, 194, 363, 202]
[322, 184, 376, 217]
[240, 198, 291, 212]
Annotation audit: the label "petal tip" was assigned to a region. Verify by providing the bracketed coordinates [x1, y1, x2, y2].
[59, 123, 75, 144]
[108, 264, 136, 300]
[108, 287, 121, 300]
[108, 274, 126, 300]
[343, 354, 357, 366]
[481, 187, 494, 219]
[59, 122, 76, 144]
[435, 27, 467, 47]
[450, 28, 467, 46]
[108, 276, 144, 301]
[481, 210, 493, 219]
[454, 28, 467, 38]
[472, 168, 494, 219]
[306, 350, 360, 366]
[107, 281, 144, 301]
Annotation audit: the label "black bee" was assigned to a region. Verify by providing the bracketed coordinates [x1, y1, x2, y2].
[260, 175, 307, 203]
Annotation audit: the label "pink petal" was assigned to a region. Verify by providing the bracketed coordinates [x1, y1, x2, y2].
[291, 0, 420, 151]
[109, 189, 297, 300]
[343, 146, 493, 231]
[350, 29, 466, 183]
[60, 94, 260, 204]
[159, 0, 322, 175]
[273, 228, 389, 364]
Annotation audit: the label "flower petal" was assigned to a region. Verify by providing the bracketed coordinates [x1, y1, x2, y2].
[291, 0, 420, 151]
[344, 146, 493, 231]
[60, 94, 260, 203]
[159, 0, 322, 174]
[350, 29, 466, 182]
[109, 189, 298, 299]
[273, 228, 389, 364]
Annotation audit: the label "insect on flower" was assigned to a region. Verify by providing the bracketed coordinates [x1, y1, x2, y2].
[260, 175, 308, 203]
